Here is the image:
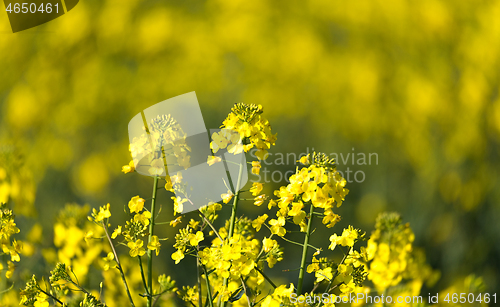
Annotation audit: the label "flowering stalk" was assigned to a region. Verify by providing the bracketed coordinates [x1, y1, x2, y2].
[146, 175, 159, 307]
[220, 154, 245, 307]
[227, 155, 245, 238]
[297, 203, 315, 295]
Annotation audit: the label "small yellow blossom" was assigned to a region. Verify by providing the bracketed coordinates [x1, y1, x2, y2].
[263, 237, 277, 252]
[254, 194, 266, 206]
[111, 226, 122, 239]
[299, 155, 309, 165]
[251, 161, 261, 174]
[189, 231, 204, 246]
[316, 267, 333, 282]
[250, 182, 263, 196]
[128, 196, 146, 213]
[221, 190, 234, 204]
[127, 239, 146, 257]
[252, 214, 268, 231]
[172, 196, 189, 215]
[122, 160, 135, 173]
[134, 211, 152, 226]
[170, 216, 182, 227]
[147, 235, 161, 256]
[165, 178, 173, 192]
[34, 292, 49, 307]
[84, 230, 94, 243]
[188, 219, 200, 229]
[148, 158, 164, 176]
[269, 217, 286, 236]
[102, 252, 115, 271]
[171, 249, 185, 264]
[94, 203, 111, 222]
[207, 155, 222, 166]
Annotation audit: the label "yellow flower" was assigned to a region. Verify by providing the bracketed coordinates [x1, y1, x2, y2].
[148, 158, 164, 176]
[189, 231, 204, 246]
[6, 261, 14, 279]
[171, 249, 185, 264]
[111, 226, 122, 239]
[147, 235, 161, 256]
[128, 196, 145, 213]
[94, 203, 111, 222]
[322, 210, 341, 228]
[251, 161, 261, 174]
[307, 256, 320, 273]
[207, 155, 222, 166]
[263, 237, 277, 252]
[268, 199, 277, 210]
[254, 194, 266, 206]
[269, 217, 286, 236]
[221, 190, 234, 204]
[210, 131, 231, 153]
[288, 202, 304, 216]
[3, 239, 22, 262]
[172, 196, 189, 215]
[134, 211, 152, 226]
[170, 216, 182, 227]
[261, 296, 280, 307]
[299, 155, 309, 165]
[34, 292, 49, 307]
[84, 230, 94, 243]
[127, 239, 146, 257]
[252, 214, 268, 231]
[122, 160, 135, 173]
[102, 252, 115, 271]
[188, 219, 200, 229]
[316, 267, 333, 282]
[250, 182, 263, 196]
[165, 178, 174, 192]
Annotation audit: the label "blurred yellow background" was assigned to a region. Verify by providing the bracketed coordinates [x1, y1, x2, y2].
[1, 0, 499, 299]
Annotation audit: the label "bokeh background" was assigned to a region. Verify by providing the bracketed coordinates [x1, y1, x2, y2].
[1, 0, 499, 304]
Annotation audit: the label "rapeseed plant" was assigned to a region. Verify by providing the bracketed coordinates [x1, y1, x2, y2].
[12, 103, 488, 307]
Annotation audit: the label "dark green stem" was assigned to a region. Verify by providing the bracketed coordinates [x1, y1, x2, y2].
[138, 256, 149, 296]
[297, 203, 315, 295]
[203, 265, 214, 307]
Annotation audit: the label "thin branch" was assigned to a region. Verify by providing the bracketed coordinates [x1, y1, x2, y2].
[102, 221, 136, 307]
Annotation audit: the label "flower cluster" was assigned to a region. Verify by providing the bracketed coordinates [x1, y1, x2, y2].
[126, 114, 191, 175]
[0, 202, 22, 280]
[54, 204, 104, 282]
[216, 103, 277, 160]
[172, 214, 284, 305]
[362, 212, 438, 302]
[16, 103, 474, 307]
[263, 152, 348, 237]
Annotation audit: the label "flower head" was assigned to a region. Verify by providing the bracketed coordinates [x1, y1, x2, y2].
[128, 196, 145, 214]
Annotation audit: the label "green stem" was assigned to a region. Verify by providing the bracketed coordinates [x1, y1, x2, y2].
[203, 265, 214, 307]
[138, 256, 149, 296]
[227, 155, 245, 238]
[220, 155, 245, 307]
[239, 277, 252, 307]
[197, 248, 203, 307]
[37, 287, 65, 306]
[254, 266, 277, 289]
[297, 203, 315, 295]
[102, 221, 136, 307]
[147, 175, 159, 307]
